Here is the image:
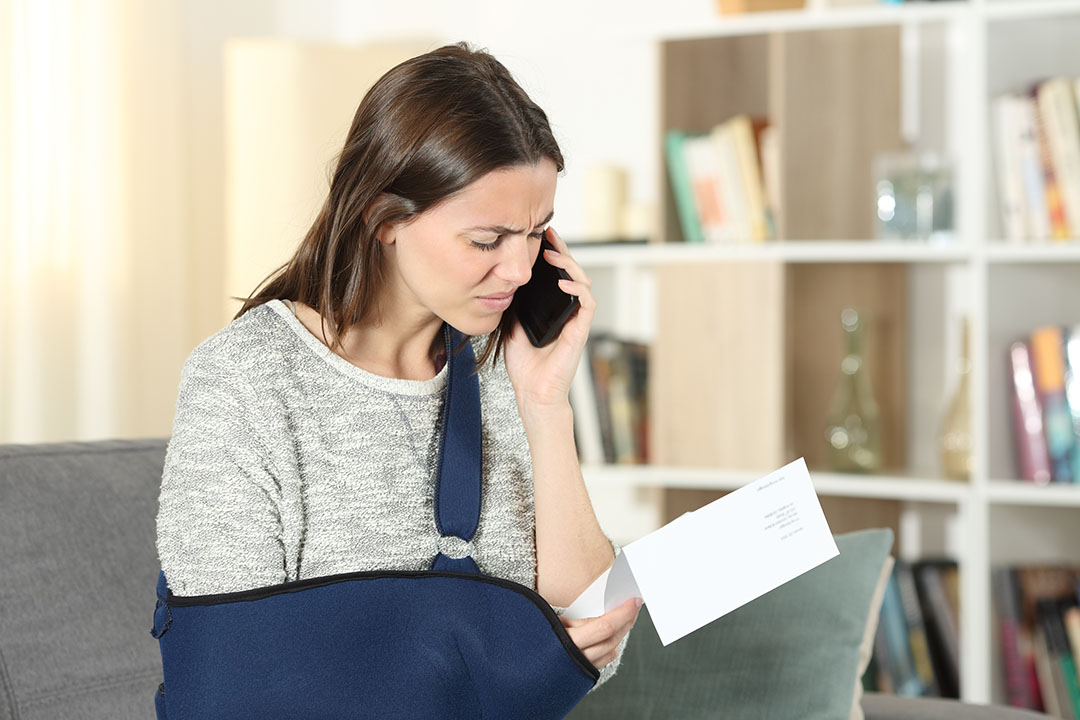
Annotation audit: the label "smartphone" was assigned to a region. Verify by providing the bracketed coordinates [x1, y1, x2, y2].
[512, 230, 580, 347]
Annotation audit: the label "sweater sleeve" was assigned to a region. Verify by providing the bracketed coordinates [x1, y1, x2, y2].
[551, 534, 633, 694]
[155, 344, 287, 597]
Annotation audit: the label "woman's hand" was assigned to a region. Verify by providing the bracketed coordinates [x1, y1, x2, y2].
[560, 597, 642, 671]
[503, 227, 596, 410]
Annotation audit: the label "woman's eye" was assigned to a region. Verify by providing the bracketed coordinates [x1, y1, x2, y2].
[470, 239, 500, 252]
[529, 230, 546, 241]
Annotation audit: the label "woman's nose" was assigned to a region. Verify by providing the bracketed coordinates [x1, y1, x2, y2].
[497, 236, 533, 286]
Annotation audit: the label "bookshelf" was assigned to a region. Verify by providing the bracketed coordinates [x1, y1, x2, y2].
[574, 0, 1080, 706]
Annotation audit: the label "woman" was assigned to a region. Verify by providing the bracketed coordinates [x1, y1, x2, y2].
[154, 40, 639, 698]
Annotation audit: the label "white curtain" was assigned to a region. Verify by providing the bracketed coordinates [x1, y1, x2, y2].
[1, 0, 190, 443]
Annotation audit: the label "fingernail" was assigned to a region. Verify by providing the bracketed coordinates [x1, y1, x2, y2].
[545, 248, 560, 256]
[635, 598, 643, 608]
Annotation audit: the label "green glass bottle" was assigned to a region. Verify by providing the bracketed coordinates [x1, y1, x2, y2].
[825, 308, 882, 473]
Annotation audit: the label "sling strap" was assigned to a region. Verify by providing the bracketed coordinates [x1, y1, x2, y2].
[430, 324, 483, 575]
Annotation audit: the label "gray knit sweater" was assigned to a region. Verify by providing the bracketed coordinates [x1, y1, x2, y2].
[155, 298, 626, 688]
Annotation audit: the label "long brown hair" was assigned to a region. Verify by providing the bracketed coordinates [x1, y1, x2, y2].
[233, 41, 565, 370]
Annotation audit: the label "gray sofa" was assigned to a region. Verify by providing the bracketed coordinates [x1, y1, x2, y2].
[0, 438, 1051, 719]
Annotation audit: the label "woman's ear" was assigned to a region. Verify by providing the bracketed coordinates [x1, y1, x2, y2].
[363, 193, 397, 246]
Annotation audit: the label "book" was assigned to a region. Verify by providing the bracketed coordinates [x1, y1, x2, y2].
[1064, 326, 1080, 482]
[728, 114, 770, 243]
[878, 565, 926, 696]
[569, 348, 605, 465]
[1009, 341, 1054, 485]
[1033, 622, 1062, 717]
[993, 567, 1040, 709]
[1038, 599, 1080, 719]
[1030, 85, 1072, 242]
[1014, 566, 1080, 713]
[708, 122, 749, 243]
[1015, 96, 1054, 242]
[663, 130, 705, 244]
[897, 561, 940, 696]
[1030, 326, 1079, 483]
[1065, 606, 1080, 698]
[914, 560, 961, 698]
[993, 95, 1045, 243]
[1036, 78, 1080, 240]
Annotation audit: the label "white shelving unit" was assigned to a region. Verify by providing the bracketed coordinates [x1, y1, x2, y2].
[574, 0, 1080, 706]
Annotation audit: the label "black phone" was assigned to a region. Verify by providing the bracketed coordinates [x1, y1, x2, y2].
[512, 230, 580, 347]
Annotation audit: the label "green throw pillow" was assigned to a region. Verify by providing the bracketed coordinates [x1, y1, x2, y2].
[567, 528, 895, 720]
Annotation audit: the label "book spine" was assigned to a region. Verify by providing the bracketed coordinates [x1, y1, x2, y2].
[588, 337, 616, 464]
[880, 567, 926, 696]
[915, 562, 961, 698]
[994, 567, 1039, 708]
[1034, 622, 1062, 717]
[710, 123, 750, 244]
[994, 95, 1030, 243]
[1037, 78, 1080, 239]
[1016, 96, 1053, 242]
[1038, 598, 1080, 718]
[1031, 326, 1080, 483]
[663, 130, 705, 244]
[1064, 327, 1080, 483]
[1065, 606, 1080, 702]
[729, 114, 769, 243]
[1031, 86, 1072, 242]
[569, 343, 605, 465]
[897, 561, 940, 696]
[1009, 341, 1054, 485]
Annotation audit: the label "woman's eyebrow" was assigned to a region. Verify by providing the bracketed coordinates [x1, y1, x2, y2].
[462, 209, 554, 235]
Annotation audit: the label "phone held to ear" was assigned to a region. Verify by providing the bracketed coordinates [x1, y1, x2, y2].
[512, 230, 581, 348]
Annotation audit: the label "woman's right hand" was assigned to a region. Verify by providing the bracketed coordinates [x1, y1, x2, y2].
[559, 597, 641, 670]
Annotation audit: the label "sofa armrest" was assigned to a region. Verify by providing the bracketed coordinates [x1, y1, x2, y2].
[862, 692, 1052, 720]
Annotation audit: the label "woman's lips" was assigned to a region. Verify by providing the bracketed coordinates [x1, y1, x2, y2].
[478, 291, 515, 311]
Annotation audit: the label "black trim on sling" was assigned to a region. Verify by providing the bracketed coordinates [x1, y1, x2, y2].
[166, 569, 600, 683]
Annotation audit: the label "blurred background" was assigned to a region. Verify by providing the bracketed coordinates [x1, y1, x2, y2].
[4, 0, 1080, 709]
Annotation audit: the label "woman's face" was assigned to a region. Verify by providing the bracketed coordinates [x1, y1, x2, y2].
[382, 159, 558, 337]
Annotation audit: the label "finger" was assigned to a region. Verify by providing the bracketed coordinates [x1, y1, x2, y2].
[544, 248, 592, 289]
[545, 226, 569, 253]
[557, 279, 597, 312]
[563, 598, 641, 648]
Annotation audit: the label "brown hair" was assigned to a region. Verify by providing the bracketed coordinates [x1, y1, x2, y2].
[233, 41, 565, 371]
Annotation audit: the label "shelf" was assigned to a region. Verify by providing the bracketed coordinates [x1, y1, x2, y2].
[985, 243, 1080, 263]
[614, 2, 969, 42]
[568, 240, 971, 267]
[582, 464, 968, 504]
[985, 0, 1080, 21]
[988, 480, 1080, 506]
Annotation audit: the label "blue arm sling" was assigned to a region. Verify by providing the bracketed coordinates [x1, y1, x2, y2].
[150, 324, 599, 719]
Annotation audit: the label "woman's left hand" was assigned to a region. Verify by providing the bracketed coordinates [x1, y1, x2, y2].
[503, 226, 595, 410]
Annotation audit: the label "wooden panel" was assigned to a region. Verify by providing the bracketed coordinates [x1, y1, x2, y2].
[660, 36, 771, 244]
[775, 27, 904, 240]
[787, 264, 908, 472]
[649, 262, 787, 470]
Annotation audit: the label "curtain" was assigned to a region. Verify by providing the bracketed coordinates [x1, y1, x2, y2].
[1, 0, 190, 443]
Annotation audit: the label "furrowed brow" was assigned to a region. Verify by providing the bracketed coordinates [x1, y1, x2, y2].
[463, 209, 554, 235]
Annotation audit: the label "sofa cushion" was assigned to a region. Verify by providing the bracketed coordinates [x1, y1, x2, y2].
[567, 527, 895, 720]
[0, 438, 168, 720]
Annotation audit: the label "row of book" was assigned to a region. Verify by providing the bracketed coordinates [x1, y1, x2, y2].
[993, 77, 1080, 244]
[664, 114, 777, 245]
[1007, 324, 1080, 484]
[864, 559, 961, 699]
[993, 565, 1080, 716]
[569, 334, 649, 465]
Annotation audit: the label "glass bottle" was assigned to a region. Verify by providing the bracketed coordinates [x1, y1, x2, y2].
[825, 308, 882, 474]
[940, 317, 972, 482]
